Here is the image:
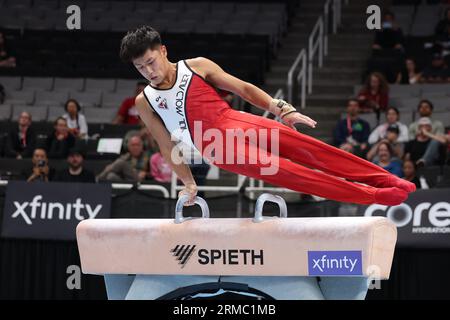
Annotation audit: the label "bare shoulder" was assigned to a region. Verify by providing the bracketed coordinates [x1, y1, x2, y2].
[135, 92, 149, 109]
[185, 57, 218, 77]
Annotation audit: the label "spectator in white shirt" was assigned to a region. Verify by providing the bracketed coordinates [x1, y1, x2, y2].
[368, 106, 409, 144]
[62, 99, 88, 139]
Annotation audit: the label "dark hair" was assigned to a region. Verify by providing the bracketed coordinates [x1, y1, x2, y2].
[120, 26, 162, 63]
[64, 98, 81, 112]
[64, 99, 81, 129]
[348, 98, 360, 105]
[386, 106, 399, 116]
[363, 72, 389, 95]
[137, 81, 148, 87]
[417, 99, 434, 111]
[378, 141, 393, 157]
[54, 116, 67, 126]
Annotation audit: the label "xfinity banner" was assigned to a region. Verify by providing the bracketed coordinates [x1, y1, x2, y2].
[1, 181, 111, 240]
[357, 189, 450, 248]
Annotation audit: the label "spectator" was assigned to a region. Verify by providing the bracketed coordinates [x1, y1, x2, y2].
[0, 31, 16, 68]
[435, 7, 450, 38]
[62, 99, 88, 139]
[405, 117, 441, 166]
[357, 72, 389, 114]
[368, 106, 409, 144]
[396, 58, 422, 84]
[402, 160, 421, 189]
[372, 12, 404, 51]
[409, 100, 445, 139]
[150, 148, 173, 183]
[367, 125, 404, 161]
[54, 147, 95, 183]
[416, 129, 450, 167]
[112, 81, 147, 125]
[420, 53, 450, 83]
[23, 148, 55, 182]
[45, 117, 76, 159]
[371, 141, 403, 177]
[97, 135, 152, 182]
[4, 111, 36, 159]
[333, 99, 370, 157]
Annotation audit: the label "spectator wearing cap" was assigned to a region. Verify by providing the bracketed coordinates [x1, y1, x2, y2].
[367, 124, 404, 162]
[333, 99, 370, 157]
[4, 111, 36, 159]
[371, 141, 403, 177]
[54, 147, 95, 183]
[409, 100, 444, 140]
[368, 106, 409, 144]
[420, 53, 450, 83]
[62, 99, 88, 139]
[405, 117, 442, 166]
[113, 81, 147, 125]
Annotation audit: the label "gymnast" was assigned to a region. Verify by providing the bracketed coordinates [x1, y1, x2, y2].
[119, 26, 416, 206]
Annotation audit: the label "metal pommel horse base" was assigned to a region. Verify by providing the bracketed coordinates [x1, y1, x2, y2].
[76, 193, 397, 300]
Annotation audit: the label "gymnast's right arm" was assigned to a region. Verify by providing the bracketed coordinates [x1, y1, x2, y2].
[135, 93, 198, 204]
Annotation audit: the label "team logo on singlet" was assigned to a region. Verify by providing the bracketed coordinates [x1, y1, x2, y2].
[156, 96, 168, 109]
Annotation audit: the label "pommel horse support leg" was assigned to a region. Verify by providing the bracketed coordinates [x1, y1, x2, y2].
[76, 194, 397, 300]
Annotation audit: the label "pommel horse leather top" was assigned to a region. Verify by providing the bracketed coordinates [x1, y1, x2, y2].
[77, 194, 397, 279]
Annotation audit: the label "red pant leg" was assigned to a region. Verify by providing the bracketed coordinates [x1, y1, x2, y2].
[220, 110, 394, 187]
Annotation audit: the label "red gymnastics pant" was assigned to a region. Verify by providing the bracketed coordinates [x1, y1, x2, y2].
[195, 109, 414, 205]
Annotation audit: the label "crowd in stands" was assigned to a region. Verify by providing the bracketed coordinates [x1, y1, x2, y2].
[0, 79, 212, 187]
[334, 97, 449, 189]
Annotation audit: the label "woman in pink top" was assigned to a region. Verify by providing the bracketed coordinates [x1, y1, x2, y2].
[150, 152, 172, 182]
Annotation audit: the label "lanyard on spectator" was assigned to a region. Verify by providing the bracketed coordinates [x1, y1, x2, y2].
[20, 128, 27, 147]
[346, 116, 353, 136]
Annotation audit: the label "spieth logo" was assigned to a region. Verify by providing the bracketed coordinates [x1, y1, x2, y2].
[308, 251, 363, 276]
[171, 245, 197, 268]
[171, 244, 264, 268]
[365, 202, 450, 234]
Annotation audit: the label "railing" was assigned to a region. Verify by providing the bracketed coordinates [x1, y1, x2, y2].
[287, 49, 307, 109]
[0, 180, 171, 198]
[287, 0, 344, 104]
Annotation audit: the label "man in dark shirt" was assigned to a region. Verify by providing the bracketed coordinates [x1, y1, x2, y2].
[54, 147, 95, 183]
[45, 117, 76, 159]
[4, 111, 36, 159]
[405, 117, 435, 164]
[334, 99, 371, 156]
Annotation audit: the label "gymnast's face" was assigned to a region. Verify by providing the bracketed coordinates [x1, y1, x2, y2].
[133, 45, 168, 85]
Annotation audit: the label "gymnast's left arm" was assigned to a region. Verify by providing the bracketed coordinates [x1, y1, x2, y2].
[187, 57, 317, 129]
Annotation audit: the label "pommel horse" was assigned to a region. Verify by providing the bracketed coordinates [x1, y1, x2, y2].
[76, 194, 397, 300]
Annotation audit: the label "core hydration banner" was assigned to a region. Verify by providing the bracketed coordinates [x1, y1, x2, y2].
[357, 189, 450, 248]
[1, 181, 111, 240]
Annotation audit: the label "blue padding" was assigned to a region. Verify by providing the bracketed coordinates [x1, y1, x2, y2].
[104, 274, 135, 300]
[318, 277, 369, 300]
[222, 276, 325, 300]
[124, 275, 221, 300]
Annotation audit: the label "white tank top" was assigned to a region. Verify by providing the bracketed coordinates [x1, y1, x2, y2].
[143, 60, 203, 162]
